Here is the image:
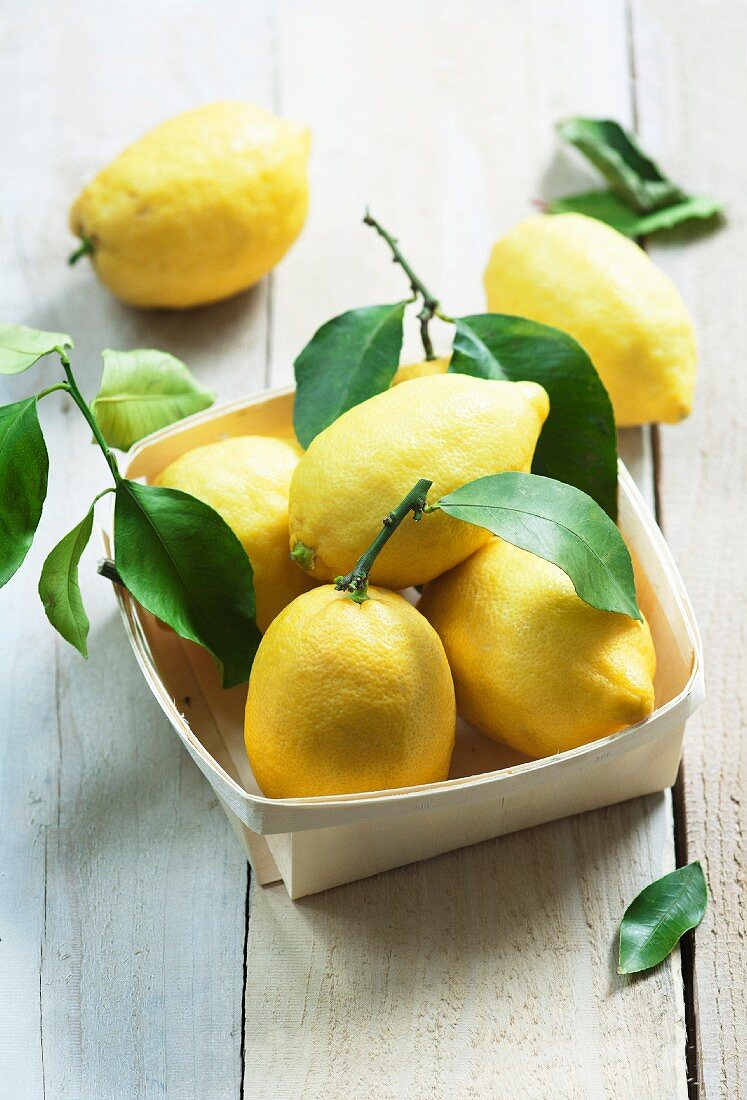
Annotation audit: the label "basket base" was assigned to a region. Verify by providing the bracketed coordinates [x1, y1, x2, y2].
[226, 722, 684, 899]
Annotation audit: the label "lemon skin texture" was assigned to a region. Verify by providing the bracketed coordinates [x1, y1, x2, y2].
[419, 537, 656, 758]
[245, 585, 456, 798]
[483, 213, 697, 426]
[70, 102, 310, 309]
[289, 373, 549, 590]
[392, 355, 450, 385]
[155, 436, 313, 633]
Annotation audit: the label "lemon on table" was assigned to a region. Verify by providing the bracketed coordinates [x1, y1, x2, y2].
[245, 585, 456, 798]
[154, 436, 313, 633]
[483, 213, 697, 426]
[288, 372, 549, 590]
[419, 537, 656, 758]
[69, 101, 309, 309]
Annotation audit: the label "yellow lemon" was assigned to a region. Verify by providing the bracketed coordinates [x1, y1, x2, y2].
[392, 355, 450, 385]
[289, 373, 549, 590]
[245, 585, 456, 798]
[155, 436, 313, 633]
[419, 537, 656, 758]
[70, 102, 309, 309]
[483, 213, 697, 426]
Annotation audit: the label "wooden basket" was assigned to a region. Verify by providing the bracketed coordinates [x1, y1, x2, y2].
[102, 389, 705, 899]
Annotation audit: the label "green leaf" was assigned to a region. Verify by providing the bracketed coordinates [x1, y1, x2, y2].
[556, 117, 686, 213]
[91, 349, 215, 450]
[450, 315, 618, 520]
[114, 480, 260, 688]
[0, 324, 73, 375]
[293, 301, 408, 448]
[0, 397, 49, 586]
[433, 472, 640, 619]
[618, 862, 708, 974]
[546, 189, 723, 237]
[38, 505, 95, 657]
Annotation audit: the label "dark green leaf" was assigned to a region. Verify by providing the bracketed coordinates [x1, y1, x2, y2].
[450, 316, 508, 382]
[434, 472, 640, 619]
[0, 323, 73, 375]
[114, 480, 260, 688]
[293, 301, 408, 448]
[0, 397, 49, 586]
[618, 862, 708, 974]
[546, 189, 723, 237]
[556, 117, 686, 213]
[91, 349, 215, 450]
[38, 505, 94, 657]
[450, 315, 618, 520]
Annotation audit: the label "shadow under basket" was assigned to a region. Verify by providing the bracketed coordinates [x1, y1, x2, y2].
[103, 388, 705, 900]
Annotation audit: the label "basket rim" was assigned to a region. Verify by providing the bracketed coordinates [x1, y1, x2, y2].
[105, 386, 705, 816]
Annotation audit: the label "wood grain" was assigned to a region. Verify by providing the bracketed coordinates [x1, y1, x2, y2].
[3, 0, 733, 1095]
[243, 2, 688, 1096]
[632, 3, 747, 1096]
[244, 798, 685, 1100]
[0, 1, 276, 1095]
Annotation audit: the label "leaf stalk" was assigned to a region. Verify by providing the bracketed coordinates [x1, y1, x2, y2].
[37, 382, 71, 401]
[57, 348, 121, 482]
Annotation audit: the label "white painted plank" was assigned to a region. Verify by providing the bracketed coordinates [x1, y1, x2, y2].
[244, 798, 683, 1100]
[0, 1, 278, 1095]
[247, 2, 688, 1096]
[633, 3, 747, 1096]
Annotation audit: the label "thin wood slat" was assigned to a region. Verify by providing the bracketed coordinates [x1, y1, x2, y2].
[0, 1, 276, 1095]
[633, 3, 747, 1095]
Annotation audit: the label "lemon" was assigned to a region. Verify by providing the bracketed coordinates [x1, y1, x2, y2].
[245, 585, 456, 798]
[483, 213, 697, 426]
[392, 355, 450, 385]
[419, 537, 656, 757]
[70, 102, 309, 309]
[155, 436, 313, 633]
[289, 373, 549, 590]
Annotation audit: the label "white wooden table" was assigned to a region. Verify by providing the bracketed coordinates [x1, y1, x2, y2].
[1, 2, 744, 1097]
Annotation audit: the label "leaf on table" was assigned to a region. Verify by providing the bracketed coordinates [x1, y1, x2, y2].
[0, 397, 49, 587]
[618, 862, 708, 974]
[293, 301, 408, 448]
[546, 189, 723, 237]
[39, 504, 95, 657]
[114, 480, 260, 688]
[91, 349, 215, 450]
[433, 472, 640, 619]
[0, 323, 73, 375]
[556, 117, 686, 212]
[450, 314, 618, 520]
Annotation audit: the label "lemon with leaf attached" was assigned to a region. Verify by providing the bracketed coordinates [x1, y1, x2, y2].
[484, 213, 697, 426]
[70, 102, 309, 309]
[155, 436, 313, 633]
[288, 372, 549, 590]
[419, 537, 656, 757]
[245, 585, 456, 798]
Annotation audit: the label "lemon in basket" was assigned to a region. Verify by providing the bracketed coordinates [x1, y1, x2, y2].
[419, 537, 656, 758]
[155, 436, 314, 633]
[392, 354, 450, 385]
[483, 213, 697, 426]
[288, 373, 549, 590]
[69, 101, 309, 308]
[245, 585, 456, 798]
